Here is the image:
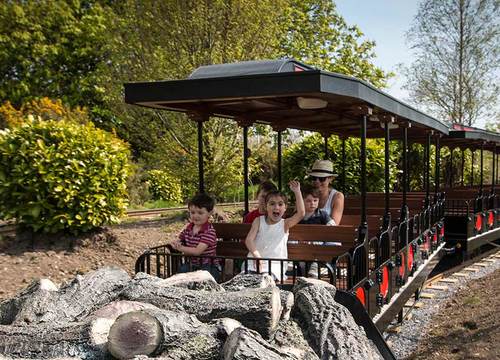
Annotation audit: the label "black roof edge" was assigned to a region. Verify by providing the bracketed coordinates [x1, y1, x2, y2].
[124, 59, 449, 135]
[448, 123, 500, 144]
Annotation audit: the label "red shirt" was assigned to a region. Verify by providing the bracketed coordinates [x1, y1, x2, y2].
[243, 209, 264, 224]
[179, 222, 219, 265]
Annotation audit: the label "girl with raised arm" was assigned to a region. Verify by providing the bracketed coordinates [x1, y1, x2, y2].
[244, 180, 305, 280]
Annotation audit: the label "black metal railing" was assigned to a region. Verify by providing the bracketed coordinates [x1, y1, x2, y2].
[135, 198, 448, 319]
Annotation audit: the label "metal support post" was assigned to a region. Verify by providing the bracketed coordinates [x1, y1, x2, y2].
[341, 137, 346, 193]
[480, 143, 484, 196]
[358, 112, 369, 242]
[471, 150, 475, 187]
[197, 118, 205, 193]
[383, 118, 391, 228]
[461, 148, 465, 187]
[449, 148, 453, 188]
[277, 130, 282, 191]
[243, 125, 249, 214]
[400, 125, 409, 221]
[324, 135, 329, 159]
[425, 133, 431, 207]
[434, 135, 440, 201]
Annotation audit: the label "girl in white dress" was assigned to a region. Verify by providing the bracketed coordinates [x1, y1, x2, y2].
[244, 181, 305, 280]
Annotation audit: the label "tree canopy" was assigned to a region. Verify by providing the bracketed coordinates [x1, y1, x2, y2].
[402, 0, 500, 126]
[0, 1, 109, 120]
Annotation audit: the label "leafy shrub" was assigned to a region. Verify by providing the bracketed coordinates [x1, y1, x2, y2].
[0, 98, 87, 129]
[145, 169, 183, 204]
[0, 118, 130, 233]
[126, 162, 152, 208]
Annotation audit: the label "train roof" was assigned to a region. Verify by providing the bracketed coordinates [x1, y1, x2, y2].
[441, 124, 500, 151]
[125, 59, 449, 139]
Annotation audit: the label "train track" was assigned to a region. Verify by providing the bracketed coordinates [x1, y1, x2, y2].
[0, 202, 256, 233]
[126, 201, 256, 218]
[0, 223, 16, 237]
[388, 247, 500, 330]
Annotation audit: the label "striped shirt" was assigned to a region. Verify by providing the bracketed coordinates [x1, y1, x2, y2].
[179, 222, 219, 265]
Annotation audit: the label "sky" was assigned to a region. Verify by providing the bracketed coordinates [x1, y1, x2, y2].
[335, 1, 495, 128]
[335, 0, 419, 100]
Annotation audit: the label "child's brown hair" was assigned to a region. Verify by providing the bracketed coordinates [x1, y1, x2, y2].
[257, 181, 277, 196]
[265, 190, 288, 205]
[188, 192, 215, 212]
[301, 184, 321, 199]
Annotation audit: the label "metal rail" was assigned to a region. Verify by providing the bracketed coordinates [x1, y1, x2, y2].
[126, 201, 257, 218]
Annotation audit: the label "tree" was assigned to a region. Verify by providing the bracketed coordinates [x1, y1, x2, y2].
[98, 0, 391, 199]
[280, 0, 390, 88]
[0, 1, 110, 123]
[403, 0, 500, 125]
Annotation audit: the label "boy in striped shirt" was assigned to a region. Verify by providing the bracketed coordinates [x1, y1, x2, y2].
[171, 193, 220, 280]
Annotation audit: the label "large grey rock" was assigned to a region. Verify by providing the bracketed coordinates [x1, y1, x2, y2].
[292, 278, 380, 360]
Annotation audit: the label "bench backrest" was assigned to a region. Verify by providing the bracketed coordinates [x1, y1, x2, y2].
[212, 223, 357, 261]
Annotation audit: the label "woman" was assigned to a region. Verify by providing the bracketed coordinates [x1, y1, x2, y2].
[308, 159, 344, 225]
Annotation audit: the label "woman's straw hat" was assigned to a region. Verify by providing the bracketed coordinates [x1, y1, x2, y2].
[308, 160, 338, 178]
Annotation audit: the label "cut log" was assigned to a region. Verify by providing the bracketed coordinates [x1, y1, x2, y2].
[91, 300, 158, 319]
[279, 290, 294, 322]
[271, 320, 319, 360]
[292, 278, 381, 360]
[209, 317, 242, 339]
[0, 319, 111, 359]
[134, 271, 223, 291]
[4, 266, 130, 325]
[121, 279, 282, 338]
[223, 327, 299, 360]
[0, 278, 58, 325]
[108, 309, 223, 360]
[221, 273, 275, 291]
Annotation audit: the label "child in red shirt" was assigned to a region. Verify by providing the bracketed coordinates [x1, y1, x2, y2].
[171, 193, 220, 280]
[243, 181, 277, 223]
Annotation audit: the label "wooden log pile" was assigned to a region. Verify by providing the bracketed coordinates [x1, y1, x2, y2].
[0, 267, 382, 360]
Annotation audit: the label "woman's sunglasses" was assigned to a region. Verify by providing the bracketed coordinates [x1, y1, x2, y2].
[310, 176, 328, 182]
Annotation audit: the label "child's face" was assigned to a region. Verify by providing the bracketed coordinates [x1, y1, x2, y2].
[257, 190, 269, 212]
[304, 194, 319, 213]
[266, 195, 286, 223]
[188, 205, 211, 226]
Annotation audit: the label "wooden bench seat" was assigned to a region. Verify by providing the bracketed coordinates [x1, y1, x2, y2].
[345, 197, 425, 209]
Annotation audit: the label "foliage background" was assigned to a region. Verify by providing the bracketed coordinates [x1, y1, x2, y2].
[0, 0, 496, 228]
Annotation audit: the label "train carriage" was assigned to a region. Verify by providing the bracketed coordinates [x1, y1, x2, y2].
[440, 125, 500, 258]
[124, 59, 490, 358]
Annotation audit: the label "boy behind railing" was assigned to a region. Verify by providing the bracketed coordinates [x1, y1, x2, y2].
[171, 193, 220, 280]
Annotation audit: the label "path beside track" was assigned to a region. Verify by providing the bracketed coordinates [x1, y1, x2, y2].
[384, 250, 500, 359]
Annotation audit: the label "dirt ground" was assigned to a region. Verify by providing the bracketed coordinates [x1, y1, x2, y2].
[406, 268, 500, 360]
[0, 214, 186, 301]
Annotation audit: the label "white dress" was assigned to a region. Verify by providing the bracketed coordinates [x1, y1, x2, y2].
[246, 216, 288, 280]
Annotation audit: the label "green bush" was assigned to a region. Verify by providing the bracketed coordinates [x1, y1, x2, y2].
[126, 162, 152, 208]
[145, 169, 183, 203]
[0, 119, 130, 233]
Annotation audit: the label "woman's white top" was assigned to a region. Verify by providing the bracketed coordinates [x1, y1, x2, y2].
[246, 216, 288, 280]
[320, 188, 337, 217]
